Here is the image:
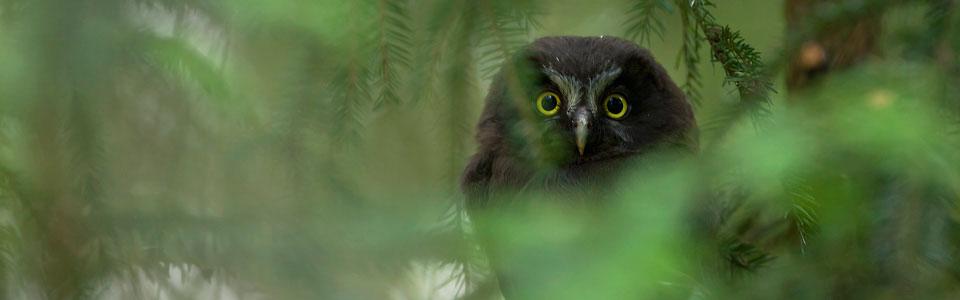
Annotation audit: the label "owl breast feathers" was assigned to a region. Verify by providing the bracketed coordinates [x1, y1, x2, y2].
[461, 36, 697, 205]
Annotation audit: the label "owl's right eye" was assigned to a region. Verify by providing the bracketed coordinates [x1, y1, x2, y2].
[536, 92, 561, 117]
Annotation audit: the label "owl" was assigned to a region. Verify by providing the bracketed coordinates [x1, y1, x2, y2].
[460, 36, 698, 298]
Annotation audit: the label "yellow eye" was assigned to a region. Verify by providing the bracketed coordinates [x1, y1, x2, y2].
[604, 94, 628, 119]
[536, 92, 561, 117]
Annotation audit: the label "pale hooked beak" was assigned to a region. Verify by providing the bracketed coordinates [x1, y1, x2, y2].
[573, 108, 589, 156]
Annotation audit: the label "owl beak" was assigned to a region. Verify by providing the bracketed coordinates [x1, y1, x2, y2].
[575, 125, 588, 155]
[573, 110, 589, 155]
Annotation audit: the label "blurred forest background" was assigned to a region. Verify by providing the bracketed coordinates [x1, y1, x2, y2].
[0, 0, 959, 299]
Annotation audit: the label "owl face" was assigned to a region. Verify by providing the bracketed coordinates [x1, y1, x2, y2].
[486, 36, 696, 168]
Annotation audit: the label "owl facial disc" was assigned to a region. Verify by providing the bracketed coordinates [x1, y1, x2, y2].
[542, 65, 625, 157]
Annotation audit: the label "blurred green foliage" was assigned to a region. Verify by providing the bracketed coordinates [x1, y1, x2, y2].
[0, 0, 958, 299]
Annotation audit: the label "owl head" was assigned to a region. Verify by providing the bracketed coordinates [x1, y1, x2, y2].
[476, 36, 697, 172]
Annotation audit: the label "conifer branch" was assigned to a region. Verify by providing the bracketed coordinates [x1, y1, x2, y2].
[137, 31, 229, 98]
[692, 0, 773, 124]
[722, 237, 775, 273]
[417, 5, 483, 293]
[476, 0, 539, 79]
[676, 0, 704, 106]
[681, 0, 773, 140]
[330, 2, 375, 146]
[784, 174, 818, 250]
[331, 59, 372, 147]
[624, 0, 672, 46]
[373, 0, 413, 108]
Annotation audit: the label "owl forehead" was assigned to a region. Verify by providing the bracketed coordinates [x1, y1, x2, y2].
[541, 64, 622, 111]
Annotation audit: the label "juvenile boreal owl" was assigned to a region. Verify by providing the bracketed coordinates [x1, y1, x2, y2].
[460, 36, 698, 298]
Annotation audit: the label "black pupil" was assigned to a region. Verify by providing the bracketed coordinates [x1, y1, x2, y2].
[541, 95, 557, 111]
[607, 97, 624, 114]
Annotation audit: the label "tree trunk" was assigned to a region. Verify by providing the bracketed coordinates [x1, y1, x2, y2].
[785, 0, 882, 93]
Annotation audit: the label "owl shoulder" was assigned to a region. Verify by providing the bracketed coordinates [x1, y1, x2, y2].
[460, 147, 534, 207]
[462, 151, 493, 190]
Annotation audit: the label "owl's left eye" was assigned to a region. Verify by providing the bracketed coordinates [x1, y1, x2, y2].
[604, 94, 628, 119]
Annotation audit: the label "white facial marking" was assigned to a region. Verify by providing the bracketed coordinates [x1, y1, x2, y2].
[586, 66, 622, 114]
[543, 66, 583, 110]
[542, 66, 622, 115]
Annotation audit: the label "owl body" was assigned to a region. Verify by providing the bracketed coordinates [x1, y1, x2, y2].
[462, 36, 696, 206]
[460, 36, 697, 298]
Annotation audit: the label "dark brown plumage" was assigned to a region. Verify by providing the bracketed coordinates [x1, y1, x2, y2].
[460, 36, 697, 298]
[463, 36, 696, 202]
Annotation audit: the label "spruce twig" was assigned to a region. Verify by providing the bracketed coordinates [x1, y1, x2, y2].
[373, 0, 413, 108]
[624, 0, 673, 46]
